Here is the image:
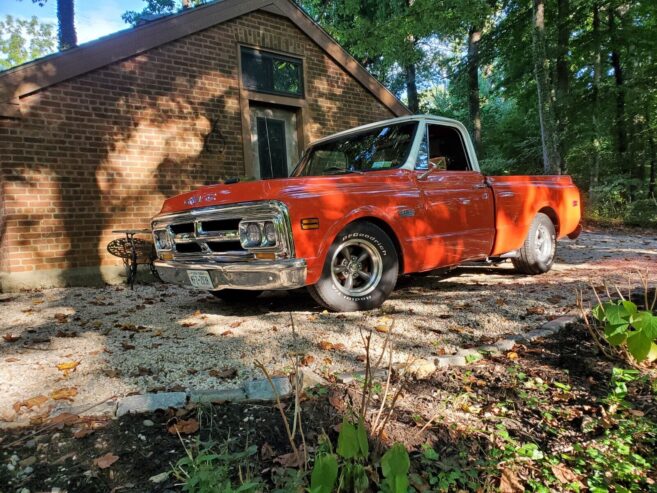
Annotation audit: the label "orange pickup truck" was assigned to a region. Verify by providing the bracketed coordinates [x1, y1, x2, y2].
[152, 115, 582, 311]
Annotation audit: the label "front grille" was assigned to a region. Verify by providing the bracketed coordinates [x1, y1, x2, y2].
[151, 201, 295, 261]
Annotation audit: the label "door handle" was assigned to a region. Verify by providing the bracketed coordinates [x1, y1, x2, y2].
[473, 183, 488, 189]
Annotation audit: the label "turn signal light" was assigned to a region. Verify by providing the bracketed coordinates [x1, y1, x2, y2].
[255, 252, 276, 260]
[301, 218, 319, 230]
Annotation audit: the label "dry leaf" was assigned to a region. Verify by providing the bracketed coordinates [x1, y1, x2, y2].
[3, 333, 21, 343]
[121, 342, 136, 350]
[499, 467, 524, 493]
[50, 387, 77, 401]
[181, 322, 196, 328]
[300, 354, 315, 366]
[94, 452, 119, 469]
[5, 357, 20, 362]
[221, 330, 233, 336]
[526, 306, 545, 316]
[167, 418, 199, 435]
[229, 321, 242, 328]
[507, 352, 519, 360]
[318, 340, 334, 351]
[13, 395, 48, 413]
[328, 391, 345, 412]
[56, 361, 80, 376]
[551, 464, 579, 484]
[260, 442, 275, 460]
[273, 449, 304, 468]
[54, 313, 69, 323]
[49, 412, 80, 426]
[209, 368, 237, 379]
[375, 325, 390, 333]
[73, 427, 96, 439]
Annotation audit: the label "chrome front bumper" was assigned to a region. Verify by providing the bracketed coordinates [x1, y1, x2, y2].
[153, 258, 307, 291]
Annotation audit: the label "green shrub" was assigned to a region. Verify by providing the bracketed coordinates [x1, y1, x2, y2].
[623, 198, 657, 227]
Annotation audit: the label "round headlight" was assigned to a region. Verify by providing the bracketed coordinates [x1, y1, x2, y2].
[264, 222, 277, 245]
[246, 223, 262, 247]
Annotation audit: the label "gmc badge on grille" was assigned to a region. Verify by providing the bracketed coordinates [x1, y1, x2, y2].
[184, 193, 217, 206]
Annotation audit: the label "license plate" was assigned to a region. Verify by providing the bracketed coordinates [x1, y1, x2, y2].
[187, 270, 214, 289]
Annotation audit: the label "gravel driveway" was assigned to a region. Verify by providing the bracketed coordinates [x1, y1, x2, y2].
[1, 228, 656, 426]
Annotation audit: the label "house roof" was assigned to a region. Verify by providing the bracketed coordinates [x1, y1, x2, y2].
[0, 0, 410, 118]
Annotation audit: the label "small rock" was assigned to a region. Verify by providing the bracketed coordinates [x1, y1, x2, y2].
[408, 359, 437, 380]
[244, 377, 291, 401]
[150, 471, 169, 483]
[142, 419, 155, 427]
[19, 456, 36, 468]
[22, 466, 34, 475]
[435, 355, 467, 368]
[116, 392, 187, 417]
[493, 338, 516, 351]
[297, 367, 329, 390]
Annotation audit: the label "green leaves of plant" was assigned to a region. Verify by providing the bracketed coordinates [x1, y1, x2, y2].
[381, 443, 410, 493]
[336, 417, 369, 460]
[310, 454, 338, 493]
[594, 300, 657, 362]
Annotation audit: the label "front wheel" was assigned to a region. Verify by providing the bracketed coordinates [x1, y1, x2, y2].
[512, 213, 556, 275]
[308, 222, 398, 312]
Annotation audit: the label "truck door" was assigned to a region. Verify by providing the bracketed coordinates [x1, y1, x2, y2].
[414, 123, 495, 267]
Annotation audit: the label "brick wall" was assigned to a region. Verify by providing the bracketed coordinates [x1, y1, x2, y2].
[0, 11, 394, 287]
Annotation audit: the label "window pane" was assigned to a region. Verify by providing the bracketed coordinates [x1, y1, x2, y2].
[241, 48, 303, 97]
[427, 124, 470, 171]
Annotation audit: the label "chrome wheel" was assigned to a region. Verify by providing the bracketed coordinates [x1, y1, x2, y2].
[330, 239, 383, 297]
[535, 223, 554, 263]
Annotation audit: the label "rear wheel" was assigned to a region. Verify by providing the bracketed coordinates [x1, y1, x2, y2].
[512, 213, 556, 275]
[210, 289, 263, 301]
[308, 222, 398, 312]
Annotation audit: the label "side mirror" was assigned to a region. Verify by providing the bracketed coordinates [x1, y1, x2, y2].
[418, 160, 438, 180]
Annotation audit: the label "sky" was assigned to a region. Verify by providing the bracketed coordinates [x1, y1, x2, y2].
[0, 0, 138, 44]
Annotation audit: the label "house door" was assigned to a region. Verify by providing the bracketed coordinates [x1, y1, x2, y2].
[250, 106, 299, 179]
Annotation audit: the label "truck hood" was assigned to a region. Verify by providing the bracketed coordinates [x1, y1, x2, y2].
[157, 171, 411, 216]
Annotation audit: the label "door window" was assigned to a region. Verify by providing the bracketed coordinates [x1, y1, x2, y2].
[256, 117, 288, 179]
[417, 124, 470, 171]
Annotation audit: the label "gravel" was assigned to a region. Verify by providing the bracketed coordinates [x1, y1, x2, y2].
[1, 229, 656, 426]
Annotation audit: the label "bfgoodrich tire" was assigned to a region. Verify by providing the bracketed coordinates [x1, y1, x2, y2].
[512, 213, 556, 275]
[308, 222, 398, 312]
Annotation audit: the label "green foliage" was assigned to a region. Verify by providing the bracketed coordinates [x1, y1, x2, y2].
[0, 15, 56, 70]
[172, 439, 261, 493]
[592, 299, 657, 362]
[624, 198, 657, 228]
[122, 0, 208, 26]
[381, 443, 410, 493]
[310, 454, 338, 493]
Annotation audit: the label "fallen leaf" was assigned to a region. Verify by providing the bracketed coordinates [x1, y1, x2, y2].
[526, 306, 545, 316]
[49, 412, 80, 426]
[181, 322, 196, 328]
[94, 452, 119, 469]
[229, 321, 242, 328]
[328, 391, 345, 411]
[54, 313, 69, 323]
[56, 361, 80, 376]
[5, 357, 20, 362]
[50, 387, 77, 401]
[273, 449, 304, 468]
[3, 333, 21, 343]
[499, 467, 524, 493]
[375, 325, 390, 333]
[167, 418, 199, 435]
[551, 464, 579, 484]
[121, 342, 136, 350]
[318, 340, 334, 351]
[300, 354, 315, 366]
[332, 343, 346, 351]
[209, 368, 237, 379]
[260, 442, 275, 461]
[13, 395, 48, 413]
[221, 330, 233, 336]
[507, 352, 519, 360]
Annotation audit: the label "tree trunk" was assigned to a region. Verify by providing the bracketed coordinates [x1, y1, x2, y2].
[590, 3, 602, 198]
[555, 0, 569, 172]
[532, 0, 562, 174]
[57, 0, 77, 50]
[468, 26, 482, 156]
[649, 132, 656, 198]
[404, 63, 419, 114]
[608, 8, 628, 176]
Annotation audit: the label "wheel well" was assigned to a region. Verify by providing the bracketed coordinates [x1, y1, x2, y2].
[538, 207, 559, 235]
[350, 217, 404, 273]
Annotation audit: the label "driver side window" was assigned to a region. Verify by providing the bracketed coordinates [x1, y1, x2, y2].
[416, 123, 471, 171]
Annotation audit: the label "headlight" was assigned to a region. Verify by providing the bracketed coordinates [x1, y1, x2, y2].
[239, 221, 278, 249]
[153, 229, 172, 250]
[264, 221, 277, 245]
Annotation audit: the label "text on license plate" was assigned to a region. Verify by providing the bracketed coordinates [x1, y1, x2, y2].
[187, 270, 214, 289]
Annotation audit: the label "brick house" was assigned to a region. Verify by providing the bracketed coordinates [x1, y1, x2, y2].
[0, 0, 409, 291]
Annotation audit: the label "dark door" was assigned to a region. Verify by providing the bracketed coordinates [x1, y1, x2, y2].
[256, 117, 288, 179]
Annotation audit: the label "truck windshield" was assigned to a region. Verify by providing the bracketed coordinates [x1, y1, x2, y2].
[293, 121, 418, 177]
